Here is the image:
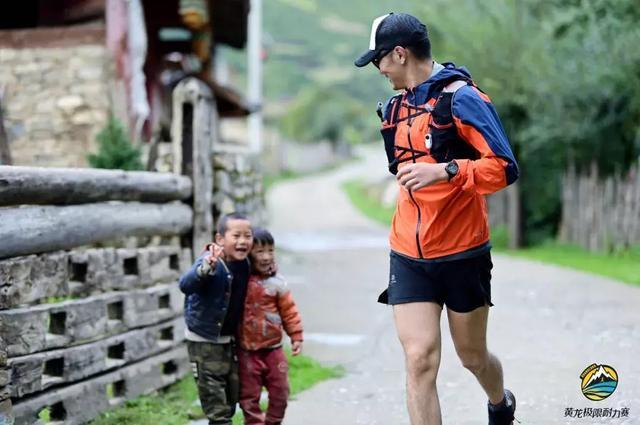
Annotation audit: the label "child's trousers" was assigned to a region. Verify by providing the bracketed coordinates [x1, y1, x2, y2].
[187, 341, 239, 425]
[238, 347, 290, 425]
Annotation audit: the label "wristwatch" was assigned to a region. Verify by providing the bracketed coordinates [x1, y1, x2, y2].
[444, 160, 459, 181]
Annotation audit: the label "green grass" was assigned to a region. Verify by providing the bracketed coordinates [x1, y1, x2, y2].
[265, 158, 358, 195]
[38, 407, 51, 422]
[287, 351, 344, 394]
[341, 180, 640, 286]
[342, 180, 394, 226]
[90, 351, 343, 425]
[499, 242, 640, 286]
[42, 296, 76, 304]
[263, 170, 301, 194]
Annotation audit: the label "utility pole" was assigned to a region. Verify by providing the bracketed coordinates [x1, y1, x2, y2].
[247, 0, 263, 153]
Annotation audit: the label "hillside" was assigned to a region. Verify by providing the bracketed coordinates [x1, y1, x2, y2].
[221, 0, 419, 112]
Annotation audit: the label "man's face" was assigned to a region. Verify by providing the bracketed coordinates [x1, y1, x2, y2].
[377, 47, 407, 90]
[250, 242, 276, 277]
[215, 219, 253, 261]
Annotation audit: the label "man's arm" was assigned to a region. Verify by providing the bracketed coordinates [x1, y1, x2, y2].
[449, 85, 519, 195]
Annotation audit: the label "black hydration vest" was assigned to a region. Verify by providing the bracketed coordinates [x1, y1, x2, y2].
[379, 77, 480, 175]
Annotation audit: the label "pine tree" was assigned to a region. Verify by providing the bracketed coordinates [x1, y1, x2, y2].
[88, 115, 144, 170]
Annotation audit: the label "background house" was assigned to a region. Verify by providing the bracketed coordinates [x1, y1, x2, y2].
[0, 0, 252, 168]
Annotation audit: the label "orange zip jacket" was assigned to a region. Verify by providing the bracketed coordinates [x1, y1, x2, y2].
[238, 274, 303, 351]
[382, 63, 519, 260]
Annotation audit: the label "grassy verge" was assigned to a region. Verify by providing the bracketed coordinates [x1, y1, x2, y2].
[342, 180, 394, 226]
[341, 181, 640, 286]
[264, 156, 359, 195]
[499, 242, 640, 286]
[89, 351, 343, 425]
[263, 170, 301, 194]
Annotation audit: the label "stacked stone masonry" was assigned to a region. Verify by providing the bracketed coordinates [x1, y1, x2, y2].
[0, 246, 192, 309]
[0, 244, 193, 424]
[0, 335, 11, 425]
[0, 45, 112, 168]
[12, 346, 189, 425]
[212, 149, 265, 225]
[8, 318, 185, 398]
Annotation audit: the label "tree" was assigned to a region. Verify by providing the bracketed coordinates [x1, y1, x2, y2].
[415, 0, 640, 244]
[88, 116, 144, 171]
[279, 85, 378, 151]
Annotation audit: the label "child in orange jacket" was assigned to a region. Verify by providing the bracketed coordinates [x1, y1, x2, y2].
[237, 227, 303, 425]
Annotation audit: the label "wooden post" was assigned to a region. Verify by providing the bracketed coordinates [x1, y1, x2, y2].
[171, 78, 215, 254]
[559, 164, 574, 243]
[507, 181, 521, 249]
[0, 88, 12, 166]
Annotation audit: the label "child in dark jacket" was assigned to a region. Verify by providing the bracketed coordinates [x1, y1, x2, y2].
[237, 228, 303, 425]
[179, 212, 253, 425]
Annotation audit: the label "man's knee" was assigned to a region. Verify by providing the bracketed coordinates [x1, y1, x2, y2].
[404, 344, 439, 380]
[457, 348, 489, 374]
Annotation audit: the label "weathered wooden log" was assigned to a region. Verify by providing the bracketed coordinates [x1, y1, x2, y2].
[172, 78, 215, 254]
[0, 166, 192, 206]
[9, 317, 185, 398]
[0, 245, 191, 309]
[1, 283, 184, 357]
[0, 202, 192, 259]
[12, 346, 189, 425]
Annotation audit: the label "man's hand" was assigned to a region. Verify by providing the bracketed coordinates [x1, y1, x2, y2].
[396, 163, 448, 191]
[291, 340, 303, 356]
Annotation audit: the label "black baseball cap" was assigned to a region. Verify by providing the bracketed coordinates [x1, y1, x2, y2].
[354, 13, 430, 67]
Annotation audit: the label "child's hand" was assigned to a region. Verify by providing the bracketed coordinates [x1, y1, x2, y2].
[291, 340, 303, 356]
[205, 243, 224, 266]
[198, 243, 223, 276]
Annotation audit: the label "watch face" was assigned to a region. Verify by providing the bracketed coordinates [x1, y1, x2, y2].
[446, 161, 458, 176]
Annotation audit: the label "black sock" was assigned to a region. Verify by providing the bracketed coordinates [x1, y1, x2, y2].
[488, 392, 509, 411]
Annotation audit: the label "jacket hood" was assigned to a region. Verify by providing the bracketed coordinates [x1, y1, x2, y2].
[407, 62, 472, 103]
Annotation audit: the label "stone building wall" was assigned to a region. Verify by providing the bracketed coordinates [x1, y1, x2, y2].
[212, 145, 266, 226]
[0, 45, 112, 168]
[150, 142, 265, 228]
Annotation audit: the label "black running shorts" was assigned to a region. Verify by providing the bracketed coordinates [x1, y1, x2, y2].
[379, 250, 494, 313]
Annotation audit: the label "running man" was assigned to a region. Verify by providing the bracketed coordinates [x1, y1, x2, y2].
[355, 12, 519, 425]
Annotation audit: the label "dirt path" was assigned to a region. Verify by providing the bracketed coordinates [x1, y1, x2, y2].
[265, 146, 640, 425]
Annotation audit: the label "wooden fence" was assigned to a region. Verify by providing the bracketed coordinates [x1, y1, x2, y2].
[559, 162, 640, 251]
[486, 182, 521, 249]
[0, 77, 220, 424]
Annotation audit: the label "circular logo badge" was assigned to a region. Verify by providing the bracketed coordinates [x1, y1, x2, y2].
[580, 363, 618, 401]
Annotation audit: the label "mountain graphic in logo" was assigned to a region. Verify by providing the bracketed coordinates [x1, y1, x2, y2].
[580, 363, 618, 401]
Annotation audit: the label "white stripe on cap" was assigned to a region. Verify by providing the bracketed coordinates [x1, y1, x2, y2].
[369, 13, 390, 50]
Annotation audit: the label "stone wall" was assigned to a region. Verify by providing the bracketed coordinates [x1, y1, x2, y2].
[1, 244, 191, 425]
[0, 45, 112, 168]
[212, 144, 266, 226]
[0, 335, 11, 425]
[148, 142, 265, 229]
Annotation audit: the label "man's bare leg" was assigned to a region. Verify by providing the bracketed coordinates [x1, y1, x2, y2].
[447, 305, 505, 404]
[394, 302, 443, 425]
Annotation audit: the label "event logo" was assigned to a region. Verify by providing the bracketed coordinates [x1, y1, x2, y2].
[580, 363, 618, 401]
